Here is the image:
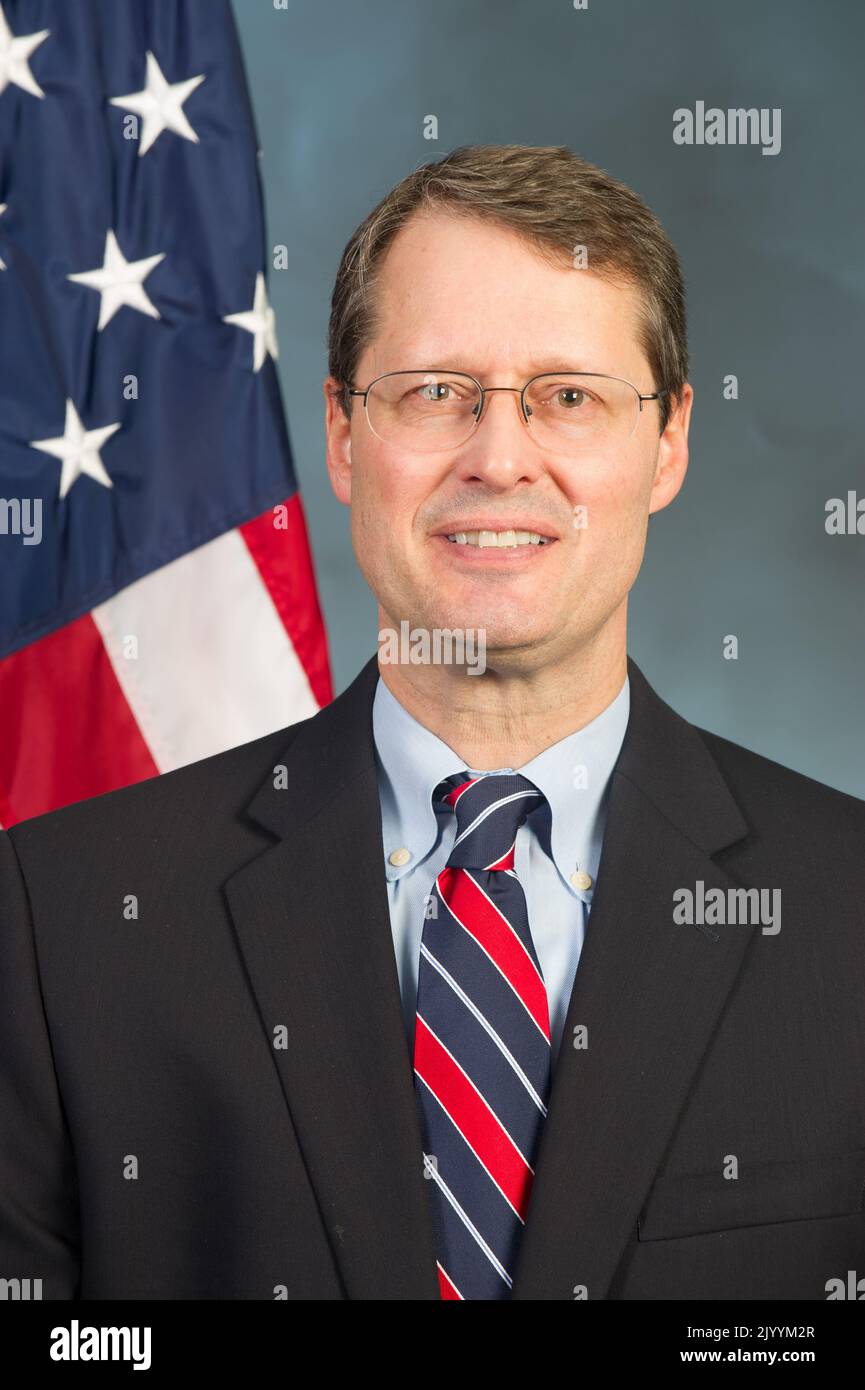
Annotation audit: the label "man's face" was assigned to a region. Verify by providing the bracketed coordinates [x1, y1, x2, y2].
[324, 210, 692, 672]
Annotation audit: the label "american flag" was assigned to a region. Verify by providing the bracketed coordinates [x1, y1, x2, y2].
[0, 0, 332, 828]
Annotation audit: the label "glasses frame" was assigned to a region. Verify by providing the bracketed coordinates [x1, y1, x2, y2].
[346, 369, 669, 450]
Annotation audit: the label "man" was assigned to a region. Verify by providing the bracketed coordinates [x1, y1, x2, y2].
[1, 145, 863, 1301]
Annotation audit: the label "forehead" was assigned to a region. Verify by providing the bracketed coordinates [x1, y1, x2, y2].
[360, 209, 649, 381]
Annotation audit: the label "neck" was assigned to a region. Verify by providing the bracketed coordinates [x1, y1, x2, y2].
[376, 607, 628, 770]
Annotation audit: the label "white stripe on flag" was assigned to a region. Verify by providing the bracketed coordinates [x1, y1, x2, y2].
[92, 527, 318, 773]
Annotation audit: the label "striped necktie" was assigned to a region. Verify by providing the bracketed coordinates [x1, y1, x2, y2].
[413, 771, 551, 1300]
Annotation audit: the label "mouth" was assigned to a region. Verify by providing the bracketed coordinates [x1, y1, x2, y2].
[442, 528, 553, 548]
[433, 522, 561, 547]
[430, 526, 558, 565]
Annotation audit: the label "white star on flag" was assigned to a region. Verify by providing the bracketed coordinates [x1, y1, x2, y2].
[223, 273, 279, 372]
[0, 2, 49, 99]
[0, 202, 6, 270]
[30, 399, 121, 499]
[109, 50, 205, 157]
[67, 229, 166, 329]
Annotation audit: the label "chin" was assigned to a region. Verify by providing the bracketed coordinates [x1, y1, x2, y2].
[479, 635, 558, 667]
[441, 618, 556, 662]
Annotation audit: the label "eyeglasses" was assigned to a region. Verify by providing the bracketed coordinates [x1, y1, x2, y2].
[347, 370, 668, 455]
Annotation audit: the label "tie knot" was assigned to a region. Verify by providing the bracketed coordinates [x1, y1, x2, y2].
[434, 771, 544, 870]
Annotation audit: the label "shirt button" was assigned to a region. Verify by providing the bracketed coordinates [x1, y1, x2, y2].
[570, 870, 593, 891]
[389, 847, 412, 867]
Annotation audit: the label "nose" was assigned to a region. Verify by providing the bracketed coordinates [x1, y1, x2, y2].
[474, 386, 529, 427]
[457, 387, 541, 488]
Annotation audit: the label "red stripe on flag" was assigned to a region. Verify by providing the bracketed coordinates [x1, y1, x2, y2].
[437, 867, 550, 1038]
[0, 615, 159, 826]
[239, 495, 333, 709]
[414, 1015, 534, 1219]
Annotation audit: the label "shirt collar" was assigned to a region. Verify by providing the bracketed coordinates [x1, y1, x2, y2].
[373, 677, 467, 880]
[372, 673, 630, 901]
[515, 678, 630, 902]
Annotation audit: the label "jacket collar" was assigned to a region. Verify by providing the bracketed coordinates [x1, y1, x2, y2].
[244, 654, 746, 856]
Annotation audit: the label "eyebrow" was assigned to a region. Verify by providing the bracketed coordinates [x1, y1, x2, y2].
[397, 358, 609, 377]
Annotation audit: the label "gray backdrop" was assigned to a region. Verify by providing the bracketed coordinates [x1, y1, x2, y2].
[233, 0, 864, 798]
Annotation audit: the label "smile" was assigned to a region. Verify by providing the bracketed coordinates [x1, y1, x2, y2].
[444, 530, 552, 547]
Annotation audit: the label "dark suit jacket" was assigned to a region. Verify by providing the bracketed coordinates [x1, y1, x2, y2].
[1, 656, 864, 1300]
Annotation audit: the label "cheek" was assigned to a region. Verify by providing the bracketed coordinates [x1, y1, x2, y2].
[353, 444, 446, 553]
[568, 447, 655, 533]
[555, 459, 654, 578]
[348, 453, 422, 587]
[349, 444, 397, 541]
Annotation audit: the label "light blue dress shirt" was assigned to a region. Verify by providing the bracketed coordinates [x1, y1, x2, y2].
[372, 673, 630, 1062]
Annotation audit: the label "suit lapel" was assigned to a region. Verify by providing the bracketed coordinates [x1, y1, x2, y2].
[223, 656, 439, 1300]
[512, 660, 755, 1299]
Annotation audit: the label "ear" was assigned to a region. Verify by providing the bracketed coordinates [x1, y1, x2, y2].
[323, 377, 353, 506]
[649, 382, 693, 516]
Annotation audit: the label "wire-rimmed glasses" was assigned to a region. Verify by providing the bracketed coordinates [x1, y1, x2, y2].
[347, 370, 668, 454]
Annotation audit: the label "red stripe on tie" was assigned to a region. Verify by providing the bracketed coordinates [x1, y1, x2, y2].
[444, 777, 479, 808]
[437, 1263, 463, 1300]
[437, 867, 550, 1040]
[414, 1015, 534, 1219]
[484, 840, 516, 871]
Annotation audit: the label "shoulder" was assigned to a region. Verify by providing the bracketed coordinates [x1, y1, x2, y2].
[5, 706, 322, 862]
[695, 723, 865, 848]
[4, 656, 381, 872]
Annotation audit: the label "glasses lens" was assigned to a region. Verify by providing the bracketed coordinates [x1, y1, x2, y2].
[524, 374, 640, 451]
[365, 372, 481, 452]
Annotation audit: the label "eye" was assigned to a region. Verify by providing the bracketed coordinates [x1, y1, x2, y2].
[529, 379, 602, 413]
[417, 382, 454, 403]
[555, 386, 590, 409]
[408, 379, 476, 409]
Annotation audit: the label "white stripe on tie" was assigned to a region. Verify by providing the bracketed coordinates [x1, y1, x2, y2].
[423, 1154, 513, 1289]
[460, 869, 549, 988]
[415, 1072, 526, 1223]
[435, 872, 551, 1040]
[451, 789, 541, 852]
[419, 943, 548, 1115]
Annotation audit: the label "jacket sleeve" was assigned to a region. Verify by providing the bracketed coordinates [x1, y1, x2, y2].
[0, 830, 80, 1298]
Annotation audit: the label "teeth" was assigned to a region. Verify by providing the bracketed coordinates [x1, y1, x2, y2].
[444, 530, 549, 547]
